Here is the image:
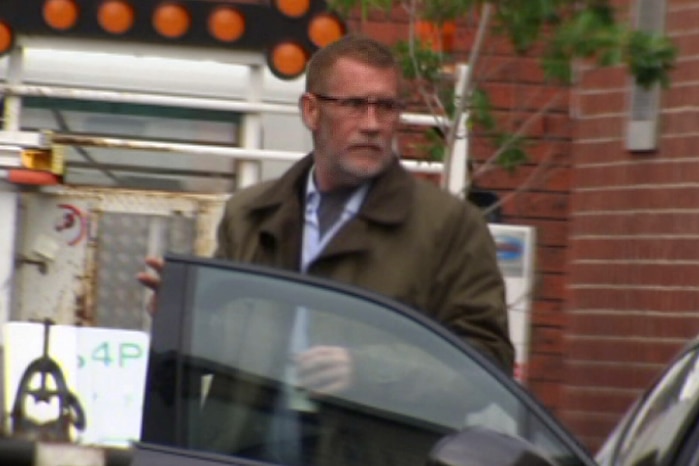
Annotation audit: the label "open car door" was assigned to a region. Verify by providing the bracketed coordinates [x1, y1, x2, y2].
[136, 253, 596, 466]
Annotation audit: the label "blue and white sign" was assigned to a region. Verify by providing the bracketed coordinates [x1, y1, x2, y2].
[489, 224, 536, 383]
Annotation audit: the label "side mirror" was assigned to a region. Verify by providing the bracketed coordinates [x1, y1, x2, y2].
[427, 427, 557, 466]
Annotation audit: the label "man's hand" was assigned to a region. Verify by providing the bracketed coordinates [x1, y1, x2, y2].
[136, 256, 164, 315]
[295, 346, 354, 396]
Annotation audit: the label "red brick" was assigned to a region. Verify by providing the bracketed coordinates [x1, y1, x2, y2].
[502, 191, 569, 219]
[567, 312, 699, 340]
[668, 6, 699, 34]
[533, 272, 566, 301]
[537, 246, 567, 274]
[560, 410, 622, 453]
[663, 82, 699, 109]
[662, 109, 699, 134]
[570, 287, 699, 313]
[478, 55, 548, 84]
[578, 65, 629, 90]
[570, 262, 699, 287]
[573, 186, 699, 210]
[355, 21, 409, 45]
[472, 138, 572, 166]
[526, 380, 562, 412]
[667, 30, 699, 59]
[572, 211, 699, 236]
[527, 353, 565, 382]
[513, 218, 568, 247]
[569, 236, 699, 262]
[474, 164, 571, 192]
[572, 140, 626, 165]
[659, 134, 699, 157]
[530, 325, 564, 354]
[452, 28, 478, 55]
[563, 358, 664, 389]
[561, 386, 637, 414]
[574, 160, 699, 188]
[357, 4, 411, 23]
[479, 82, 569, 112]
[577, 90, 627, 116]
[481, 33, 521, 56]
[575, 115, 625, 141]
[667, 58, 699, 84]
[477, 111, 572, 139]
[566, 339, 683, 367]
[531, 302, 566, 326]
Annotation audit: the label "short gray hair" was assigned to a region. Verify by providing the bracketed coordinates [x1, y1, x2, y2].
[305, 34, 398, 93]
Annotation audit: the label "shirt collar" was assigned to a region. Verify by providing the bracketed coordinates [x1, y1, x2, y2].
[304, 166, 370, 216]
[247, 153, 414, 227]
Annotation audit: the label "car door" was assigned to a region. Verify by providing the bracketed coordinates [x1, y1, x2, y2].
[140, 253, 596, 466]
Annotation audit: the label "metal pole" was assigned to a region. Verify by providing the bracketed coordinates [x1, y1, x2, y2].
[3, 47, 24, 132]
[0, 84, 301, 115]
[0, 46, 23, 347]
[0, 131, 444, 175]
[447, 64, 469, 197]
[236, 65, 264, 189]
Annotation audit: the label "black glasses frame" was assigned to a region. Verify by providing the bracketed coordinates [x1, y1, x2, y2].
[311, 93, 405, 115]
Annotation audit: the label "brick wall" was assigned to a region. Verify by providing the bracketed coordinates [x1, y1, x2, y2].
[562, 0, 699, 450]
[469, 58, 572, 413]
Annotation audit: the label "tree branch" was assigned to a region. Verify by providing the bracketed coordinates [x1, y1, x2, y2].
[441, 2, 493, 191]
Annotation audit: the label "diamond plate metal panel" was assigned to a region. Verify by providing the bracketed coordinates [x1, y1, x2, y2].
[94, 213, 195, 330]
[13, 188, 225, 328]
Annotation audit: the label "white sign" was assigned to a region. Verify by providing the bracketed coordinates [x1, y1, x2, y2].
[489, 224, 536, 382]
[3, 322, 149, 447]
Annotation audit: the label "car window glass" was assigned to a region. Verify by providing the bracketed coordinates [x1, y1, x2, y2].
[616, 348, 699, 465]
[159, 262, 589, 466]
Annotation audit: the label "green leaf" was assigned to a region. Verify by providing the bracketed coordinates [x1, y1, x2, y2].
[415, 127, 447, 162]
[494, 134, 528, 172]
[394, 40, 443, 82]
[498, 146, 528, 172]
[471, 88, 496, 131]
[626, 31, 677, 88]
[423, 0, 476, 23]
[326, 0, 394, 18]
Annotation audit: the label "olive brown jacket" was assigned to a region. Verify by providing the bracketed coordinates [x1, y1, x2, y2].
[214, 153, 514, 372]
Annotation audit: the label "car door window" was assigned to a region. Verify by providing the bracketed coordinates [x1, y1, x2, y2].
[143, 256, 592, 466]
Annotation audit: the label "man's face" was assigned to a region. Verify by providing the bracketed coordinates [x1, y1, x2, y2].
[301, 57, 401, 191]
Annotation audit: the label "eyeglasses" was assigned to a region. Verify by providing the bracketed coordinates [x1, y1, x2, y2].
[311, 93, 405, 119]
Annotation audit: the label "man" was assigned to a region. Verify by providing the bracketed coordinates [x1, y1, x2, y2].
[140, 32, 513, 464]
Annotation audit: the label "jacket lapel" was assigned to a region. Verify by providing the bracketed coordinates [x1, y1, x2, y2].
[243, 154, 417, 267]
[244, 154, 314, 271]
[319, 159, 415, 260]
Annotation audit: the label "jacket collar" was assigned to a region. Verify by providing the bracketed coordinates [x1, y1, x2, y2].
[246, 153, 415, 265]
[247, 153, 415, 225]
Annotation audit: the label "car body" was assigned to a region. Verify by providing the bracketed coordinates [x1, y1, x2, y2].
[596, 334, 699, 466]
